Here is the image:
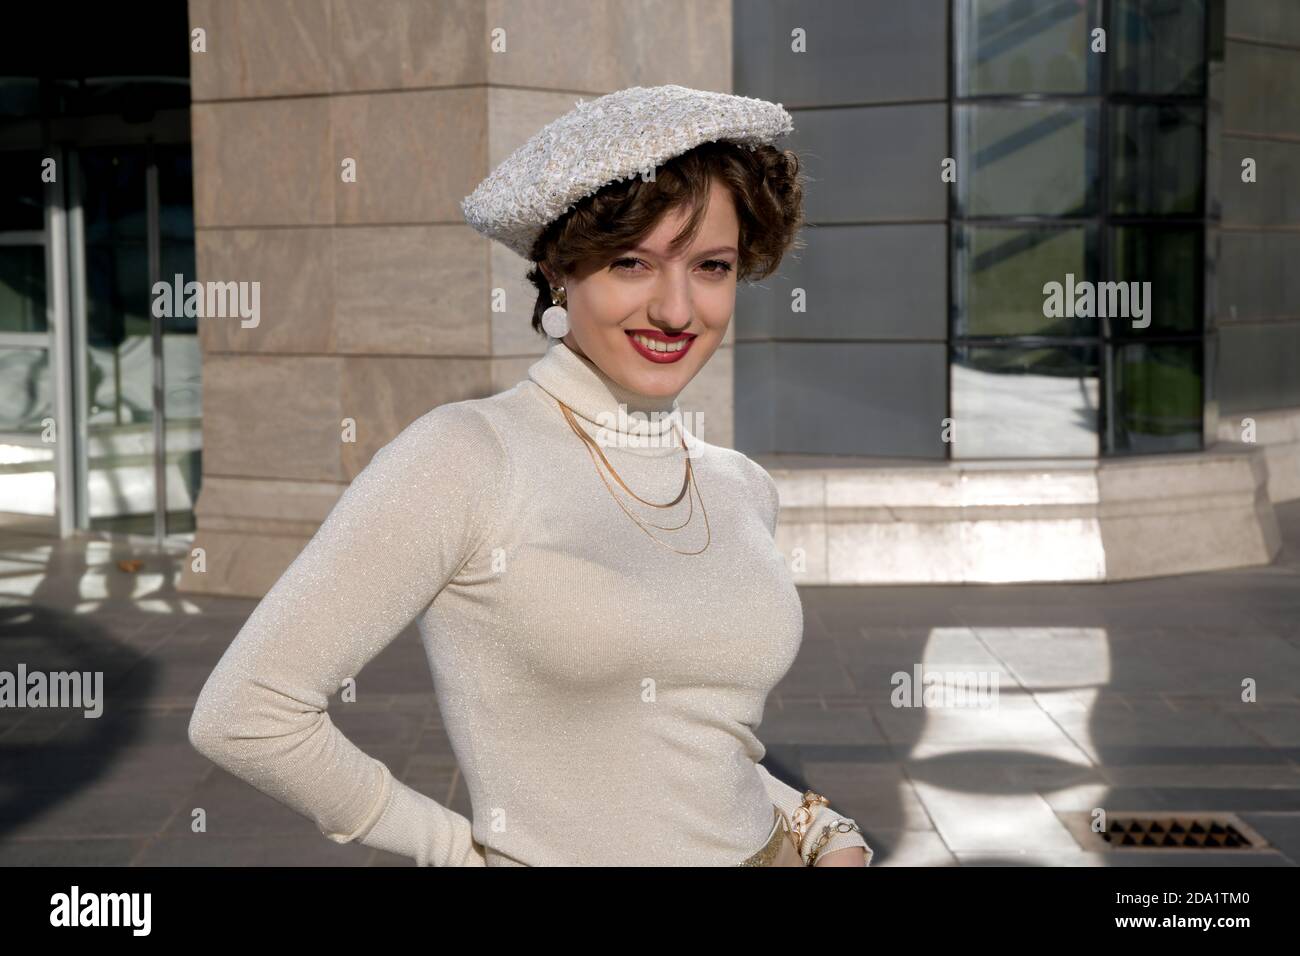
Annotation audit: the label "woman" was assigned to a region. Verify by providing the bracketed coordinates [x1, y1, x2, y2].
[188, 85, 871, 867]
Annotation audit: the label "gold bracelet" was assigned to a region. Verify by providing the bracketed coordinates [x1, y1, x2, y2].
[789, 790, 830, 860]
[806, 819, 863, 867]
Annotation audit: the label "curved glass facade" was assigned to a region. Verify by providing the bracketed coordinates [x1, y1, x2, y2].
[950, 0, 1209, 457]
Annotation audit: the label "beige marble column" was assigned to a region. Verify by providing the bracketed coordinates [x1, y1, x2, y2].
[179, 0, 734, 597]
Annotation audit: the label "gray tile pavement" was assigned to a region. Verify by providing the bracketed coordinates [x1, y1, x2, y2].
[1, 502, 1298, 866]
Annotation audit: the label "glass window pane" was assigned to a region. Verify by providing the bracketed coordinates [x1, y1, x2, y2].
[951, 344, 1101, 457]
[160, 240, 197, 333]
[956, 0, 1102, 96]
[158, 143, 200, 536]
[1109, 226, 1201, 336]
[0, 79, 42, 120]
[1112, 0, 1207, 95]
[955, 102, 1100, 217]
[44, 72, 191, 119]
[0, 347, 54, 430]
[0, 150, 47, 231]
[954, 224, 1100, 337]
[158, 144, 194, 240]
[163, 327, 202, 537]
[1112, 343, 1202, 453]
[87, 241, 151, 342]
[0, 439, 55, 519]
[1110, 104, 1204, 216]
[80, 146, 148, 243]
[0, 245, 47, 333]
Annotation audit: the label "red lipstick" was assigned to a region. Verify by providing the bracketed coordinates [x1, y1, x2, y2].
[625, 329, 696, 364]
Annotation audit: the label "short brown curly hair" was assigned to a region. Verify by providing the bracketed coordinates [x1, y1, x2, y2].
[525, 140, 805, 336]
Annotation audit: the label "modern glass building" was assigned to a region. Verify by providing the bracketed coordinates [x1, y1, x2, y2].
[0, 1, 1294, 591]
[951, 0, 1210, 458]
[0, 6, 199, 542]
[736, 0, 1237, 461]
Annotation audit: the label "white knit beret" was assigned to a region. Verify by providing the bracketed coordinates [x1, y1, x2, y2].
[460, 84, 794, 260]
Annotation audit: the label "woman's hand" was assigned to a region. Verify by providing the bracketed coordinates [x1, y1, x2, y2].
[814, 846, 868, 867]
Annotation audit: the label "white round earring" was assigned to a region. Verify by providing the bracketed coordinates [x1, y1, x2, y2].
[542, 286, 569, 339]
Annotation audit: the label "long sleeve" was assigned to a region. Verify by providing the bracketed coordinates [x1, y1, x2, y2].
[187, 401, 511, 867]
[756, 762, 873, 865]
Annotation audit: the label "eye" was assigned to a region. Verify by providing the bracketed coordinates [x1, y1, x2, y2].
[609, 257, 734, 276]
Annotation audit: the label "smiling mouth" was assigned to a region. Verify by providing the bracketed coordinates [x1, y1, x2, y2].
[625, 330, 696, 363]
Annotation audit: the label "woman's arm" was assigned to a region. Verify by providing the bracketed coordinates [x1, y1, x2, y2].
[755, 762, 873, 866]
[743, 458, 873, 866]
[187, 401, 510, 867]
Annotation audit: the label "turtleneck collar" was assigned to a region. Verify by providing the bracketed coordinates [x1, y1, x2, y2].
[528, 338, 683, 441]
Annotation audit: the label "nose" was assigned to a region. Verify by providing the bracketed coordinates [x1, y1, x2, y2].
[647, 267, 693, 330]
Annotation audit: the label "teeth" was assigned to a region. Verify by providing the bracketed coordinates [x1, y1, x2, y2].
[632, 333, 688, 353]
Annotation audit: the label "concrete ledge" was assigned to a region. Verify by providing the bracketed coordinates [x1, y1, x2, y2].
[1216, 405, 1300, 503]
[181, 407, 1299, 594]
[763, 443, 1283, 585]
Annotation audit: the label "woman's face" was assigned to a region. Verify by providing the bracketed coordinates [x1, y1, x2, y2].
[540, 176, 740, 400]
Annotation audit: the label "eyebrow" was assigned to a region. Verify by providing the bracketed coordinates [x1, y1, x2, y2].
[627, 245, 738, 259]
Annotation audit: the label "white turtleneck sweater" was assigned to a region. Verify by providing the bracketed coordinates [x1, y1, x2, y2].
[188, 339, 872, 866]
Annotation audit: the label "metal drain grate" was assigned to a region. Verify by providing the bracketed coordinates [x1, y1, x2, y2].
[1100, 815, 1255, 849]
[1060, 811, 1274, 854]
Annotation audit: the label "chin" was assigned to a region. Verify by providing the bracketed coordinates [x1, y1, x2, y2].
[632, 372, 690, 397]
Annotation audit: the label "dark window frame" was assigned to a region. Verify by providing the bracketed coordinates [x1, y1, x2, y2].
[948, 0, 1211, 458]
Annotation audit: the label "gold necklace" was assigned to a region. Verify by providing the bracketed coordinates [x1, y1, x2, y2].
[555, 397, 712, 556]
[559, 401, 693, 525]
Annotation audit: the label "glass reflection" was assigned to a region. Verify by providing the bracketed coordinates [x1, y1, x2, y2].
[0, 150, 46, 231]
[954, 224, 1099, 337]
[156, 144, 200, 535]
[956, 0, 1101, 96]
[0, 245, 46, 333]
[0, 347, 53, 432]
[79, 146, 157, 534]
[1110, 226, 1201, 337]
[1112, 343, 1202, 453]
[1110, 104, 1204, 216]
[0, 442, 55, 518]
[1112, 0, 1207, 96]
[955, 102, 1100, 217]
[951, 345, 1101, 457]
